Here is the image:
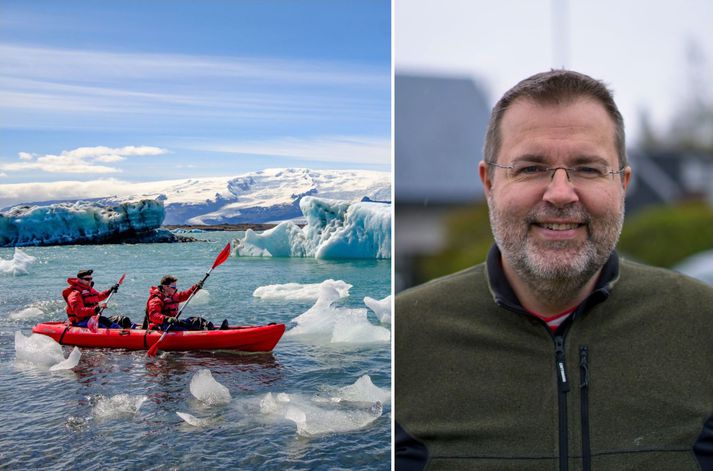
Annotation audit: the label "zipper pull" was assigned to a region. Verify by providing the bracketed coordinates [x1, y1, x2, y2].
[579, 345, 589, 388]
[555, 336, 570, 393]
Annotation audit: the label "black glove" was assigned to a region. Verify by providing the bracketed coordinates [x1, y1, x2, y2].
[95, 305, 102, 314]
[195, 280, 204, 290]
[166, 317, 177, 325]
[111, 284, 120, 293]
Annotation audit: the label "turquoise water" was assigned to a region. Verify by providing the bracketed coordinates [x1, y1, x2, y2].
[0, 232, 391, 470]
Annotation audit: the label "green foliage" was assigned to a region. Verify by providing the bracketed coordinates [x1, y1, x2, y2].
[417, 203, 493, 282]
[618, 201, 713, 268]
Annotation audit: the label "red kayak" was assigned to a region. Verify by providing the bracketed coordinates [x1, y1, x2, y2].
[32, 321, 286, 353]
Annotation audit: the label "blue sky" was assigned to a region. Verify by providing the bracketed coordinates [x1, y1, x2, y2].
[0, 0, 391, 193]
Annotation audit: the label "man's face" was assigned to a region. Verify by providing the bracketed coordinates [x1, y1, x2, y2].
[479, 97, 631, 285]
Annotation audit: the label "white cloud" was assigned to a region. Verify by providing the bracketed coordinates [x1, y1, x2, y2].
[184, 136, 390, 166]
[0, 145, 168, 175]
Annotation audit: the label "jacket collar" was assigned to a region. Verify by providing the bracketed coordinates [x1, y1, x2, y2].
[485, 244, 620, 314]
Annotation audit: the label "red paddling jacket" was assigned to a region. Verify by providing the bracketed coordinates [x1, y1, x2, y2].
[62, 278, 111, 324]
[146, 285, 198, 328]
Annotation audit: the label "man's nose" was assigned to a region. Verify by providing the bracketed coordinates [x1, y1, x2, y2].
[542, 168, 579, 207]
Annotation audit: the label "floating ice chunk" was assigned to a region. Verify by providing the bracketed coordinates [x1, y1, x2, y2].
[331, 310, 390, 344]
[334, 375, 391, 404]
[285, 401, 383, 437]
[9, 307, 45, 321]
[189, 369, 231, 405]
[176, 411, 210, 427]
[260, 392, 383, 437]
[50, 347, 81, 371]
[93, 394, 147, 419]
[15, 331, 65, 367]
[286, 285, 390, 344]
[0, 248, 37, 275]
[364, 295, 392, 324]
[253, 279, 352, 301]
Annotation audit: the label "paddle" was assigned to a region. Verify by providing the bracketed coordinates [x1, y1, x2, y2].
[147, 243, 231, 357]
[87, 273, 126, 333]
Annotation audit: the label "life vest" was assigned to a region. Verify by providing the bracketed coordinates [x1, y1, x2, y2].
[145, 286, 180, 328]
[62, 278, 103, 324]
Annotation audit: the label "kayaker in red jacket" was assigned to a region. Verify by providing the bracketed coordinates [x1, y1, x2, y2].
[63, 269, 123, 328]
[145, 275, 228, 331]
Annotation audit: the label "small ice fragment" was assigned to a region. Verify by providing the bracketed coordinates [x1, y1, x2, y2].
[253, 279, 352, 301]
[335, 375, 391, 404]
[0, 248, 37, 276]
[276, 393, 291, 403]
[285, 402, 383, 437]
[176, 411, 209, 427]
[364, 295, 392, 324]
[9, 307, 44, 321]
[50, 347, 81, 371]
[260, 392, 279, 414]
[15, 331, 65, 367]
[189, 369, 231, 405]
[93, 394, 147, 419]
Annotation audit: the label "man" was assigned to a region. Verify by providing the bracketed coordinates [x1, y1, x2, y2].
[63, 269, 126, 328]
[395, 70, 713, 470]
[145, 275, 227, 331]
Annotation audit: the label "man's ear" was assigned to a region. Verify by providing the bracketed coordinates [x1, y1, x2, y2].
[479, 160, 493, 197]
[621, 166, 632, 192]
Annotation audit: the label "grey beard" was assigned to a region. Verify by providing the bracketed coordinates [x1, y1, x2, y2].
[489, 197, 625, 308]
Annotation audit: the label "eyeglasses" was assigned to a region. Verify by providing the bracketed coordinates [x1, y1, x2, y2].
[167, 285, 177, 289]
[487, 161, 625, 184]
[81, 277, 93, 281]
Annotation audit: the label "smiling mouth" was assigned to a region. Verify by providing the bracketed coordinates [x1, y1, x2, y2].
[535, 223, 583, 231]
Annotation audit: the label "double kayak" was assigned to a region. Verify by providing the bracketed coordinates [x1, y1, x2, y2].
[32, 321, 286, 353]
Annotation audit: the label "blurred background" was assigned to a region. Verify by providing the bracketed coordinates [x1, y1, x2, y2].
[395, 0, 713, 292]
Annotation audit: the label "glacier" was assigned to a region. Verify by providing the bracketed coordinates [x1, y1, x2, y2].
[0, 168, 391, 226]
[234, 196, 391, 259]
[0, 199, 175, 247]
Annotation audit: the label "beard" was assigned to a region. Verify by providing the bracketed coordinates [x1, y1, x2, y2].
[488, 196, 624, 305]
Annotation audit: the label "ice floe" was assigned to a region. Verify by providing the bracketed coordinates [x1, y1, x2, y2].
[15, 331, 67, 367]
[364, 295, 392, 324]
[286, 283, 390, 344]
[8, 306, 45, 321]
[0, 248, 37, 276]
[92, 394, 147, 419]
[259, 375, 388, 437]
[253, 279, 352, 301]
[190, 369, 231, 405]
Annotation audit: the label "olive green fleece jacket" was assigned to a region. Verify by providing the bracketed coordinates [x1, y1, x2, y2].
[395, 247, 713, 471]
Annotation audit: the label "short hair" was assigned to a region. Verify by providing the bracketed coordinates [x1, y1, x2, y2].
[484, 69, 626, 178]
[160, 275, 177, 286]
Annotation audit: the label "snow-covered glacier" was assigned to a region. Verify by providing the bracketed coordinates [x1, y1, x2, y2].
[234, 196, 390, 259]
[0, 199, 171, 247]
[0, 168, 391, 226]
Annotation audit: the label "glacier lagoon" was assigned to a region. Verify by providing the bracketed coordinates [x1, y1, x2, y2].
[0, 232, 391, 470]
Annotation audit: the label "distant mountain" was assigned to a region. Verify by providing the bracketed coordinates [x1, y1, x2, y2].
[5, 168, 391, 225]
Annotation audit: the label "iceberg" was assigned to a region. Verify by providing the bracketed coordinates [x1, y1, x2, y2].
[0, 248, 37, 275]
[259, 388, 384, 437]
[189, 369, 231, 406]
[0, 199, 174, 247]
[49, 347, 81, 371]
[253, 279, 352, 301]
[234, 196, 391, 259]
[15, 331, 66, 367]
[364, 295, 392, 324]
[286, 283, 390, 344]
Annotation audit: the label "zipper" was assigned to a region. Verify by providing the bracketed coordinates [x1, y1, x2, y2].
[555, 335, 570, 471]
[579, 345, 591, 471]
